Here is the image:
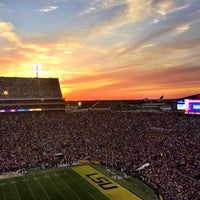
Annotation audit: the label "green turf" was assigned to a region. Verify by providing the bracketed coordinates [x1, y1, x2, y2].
[0, 165, 160, 200]
[0, 167, 109, 200]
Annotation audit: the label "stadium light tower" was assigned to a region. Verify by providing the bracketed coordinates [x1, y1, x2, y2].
[33, 63, 42, 78]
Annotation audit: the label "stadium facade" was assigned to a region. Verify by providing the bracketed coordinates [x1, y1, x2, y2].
[0, 77, 65, 112]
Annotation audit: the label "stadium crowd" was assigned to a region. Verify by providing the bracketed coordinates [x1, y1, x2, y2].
[0, 111, 199, 200]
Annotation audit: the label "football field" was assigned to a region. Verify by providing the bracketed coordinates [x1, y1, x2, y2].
[0, 165, 157, 200]
[0, 166, 109, 200]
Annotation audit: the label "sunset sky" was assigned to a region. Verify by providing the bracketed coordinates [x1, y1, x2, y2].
[0, 0, 200, 100]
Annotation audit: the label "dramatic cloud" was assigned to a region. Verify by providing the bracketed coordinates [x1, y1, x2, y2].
[0, 0, 199, 100]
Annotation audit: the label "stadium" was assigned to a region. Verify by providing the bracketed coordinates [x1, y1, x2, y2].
[0, 76, 200, 200]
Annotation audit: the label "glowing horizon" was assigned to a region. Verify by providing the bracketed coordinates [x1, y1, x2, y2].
[0, 0, 200, 100]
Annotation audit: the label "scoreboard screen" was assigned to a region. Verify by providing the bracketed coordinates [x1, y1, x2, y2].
[184, 99, 200, 115]
[177, 99, 200, 115]
[177, 99, 185, 110]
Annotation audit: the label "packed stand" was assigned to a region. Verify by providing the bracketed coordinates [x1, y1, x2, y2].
[0, 111, 199, 199]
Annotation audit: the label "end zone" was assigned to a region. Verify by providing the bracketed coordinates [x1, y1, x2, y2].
[73, 165, 141, 200]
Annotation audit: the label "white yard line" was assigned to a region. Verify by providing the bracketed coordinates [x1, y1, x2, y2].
[26, 182, 37, 200]
[0, 179, 6, 200]
[32, 173, 51, 200]
[67, 171, 97, 200]
[47, 175, 65, 200]
[13, 178, 21, 200]
[55, 170, 82, 200]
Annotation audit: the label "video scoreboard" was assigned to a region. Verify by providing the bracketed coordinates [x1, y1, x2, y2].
[177, 99, 200, 115]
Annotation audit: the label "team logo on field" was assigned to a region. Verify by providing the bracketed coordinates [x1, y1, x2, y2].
[86, 172, 118, 190]
[73, 165, 141, 200]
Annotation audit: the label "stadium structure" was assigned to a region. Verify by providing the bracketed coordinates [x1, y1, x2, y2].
[0, 77, 65, 112]
[0, 77, 199, 199]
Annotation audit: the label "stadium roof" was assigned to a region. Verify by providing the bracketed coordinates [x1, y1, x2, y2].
[180, 93, 200, 99]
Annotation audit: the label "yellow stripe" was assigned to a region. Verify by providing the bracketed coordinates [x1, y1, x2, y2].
[73, 165, 141, 200]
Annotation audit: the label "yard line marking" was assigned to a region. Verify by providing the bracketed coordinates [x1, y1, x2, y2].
[47, 175, 65, 200]
[0, 180, 6, 200]
[66, 170, 97, 200]
[36, 179, 51, 200]
[55, 170, 82, 200]
[13, 178, 21, 200]
[32, 173, 51, 200]
[26, 182, 37, 200]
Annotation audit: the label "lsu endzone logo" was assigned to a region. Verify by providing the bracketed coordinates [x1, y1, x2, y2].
[73, 165, 141, 200]
[86, 172, 118, 190]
